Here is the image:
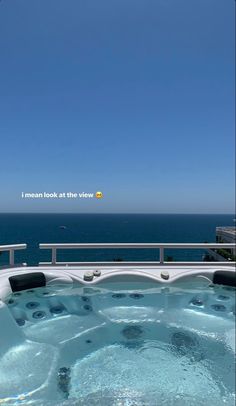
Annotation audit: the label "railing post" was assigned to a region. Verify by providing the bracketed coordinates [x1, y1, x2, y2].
[37, 243, 235, 266]
[159, 247, 164, 264]
[9, 249, 14, 266]
[52, 248, 57, 265]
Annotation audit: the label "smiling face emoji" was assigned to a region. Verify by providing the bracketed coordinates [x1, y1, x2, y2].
[95, 191, 103, 199]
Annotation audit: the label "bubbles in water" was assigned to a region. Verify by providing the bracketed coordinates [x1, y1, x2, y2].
[171, 332, 196, 351]
[2, 284, 235, 405]
[171, 331, 204, 362]
[57, 367, 71, 399]
[69, 343, 228, 405]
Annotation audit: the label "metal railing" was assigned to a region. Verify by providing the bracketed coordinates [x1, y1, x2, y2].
[0, 244, 27, 266]
[39, 243, 236, 266]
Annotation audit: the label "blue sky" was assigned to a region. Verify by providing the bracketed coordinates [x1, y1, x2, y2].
[0, 0, 235, 213]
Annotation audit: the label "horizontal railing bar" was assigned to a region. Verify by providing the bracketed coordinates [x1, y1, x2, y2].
[39, 243, 235, 249]
[38, 261, 236, 267]
[0, 244, 27, 251]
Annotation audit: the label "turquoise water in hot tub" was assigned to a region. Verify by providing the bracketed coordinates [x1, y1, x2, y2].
[0, 282, 235, 405]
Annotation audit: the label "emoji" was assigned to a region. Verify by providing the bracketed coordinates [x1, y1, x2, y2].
[95, 191, 103, 199]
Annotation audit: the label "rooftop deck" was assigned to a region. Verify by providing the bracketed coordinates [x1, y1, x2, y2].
[216, 227, 236, 238]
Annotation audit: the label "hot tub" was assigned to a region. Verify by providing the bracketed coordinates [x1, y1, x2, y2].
[0, 266, 235, 405]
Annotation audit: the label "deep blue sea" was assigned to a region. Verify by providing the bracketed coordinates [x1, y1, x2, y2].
[0, 214, 235, 266]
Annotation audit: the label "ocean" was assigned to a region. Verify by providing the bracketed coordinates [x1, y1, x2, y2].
[0, 213, 234, 266]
